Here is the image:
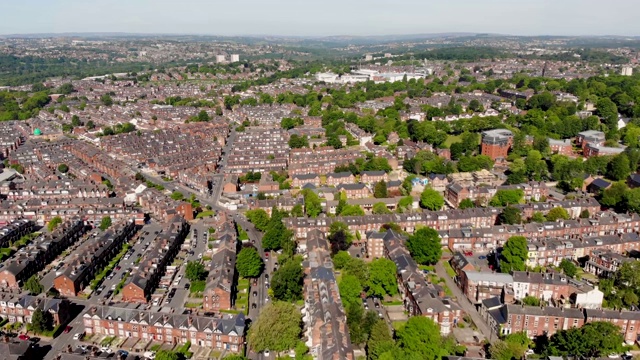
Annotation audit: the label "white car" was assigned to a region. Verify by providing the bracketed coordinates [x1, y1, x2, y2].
[73, 332, 84, 340]
[100, 347, 113, 353]
[144, 351, 156, 359]
[264, 350, 270, 357]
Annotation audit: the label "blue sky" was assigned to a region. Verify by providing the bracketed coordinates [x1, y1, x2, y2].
[1, 0, 639, 36]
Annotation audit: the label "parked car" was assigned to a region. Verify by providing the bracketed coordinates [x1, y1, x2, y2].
[64, 326, 72, 333]
[18, 334, 29, 341]
[73, 332, 84, 340]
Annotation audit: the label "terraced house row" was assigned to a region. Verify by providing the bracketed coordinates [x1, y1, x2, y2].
[0, 219, 86, 289]
[83, 305, 246, 352]
[284, 198, 599, 245]
[54, 219, 137, 296]
[122, 217, 189, 303]
[439, 211, 640, 252]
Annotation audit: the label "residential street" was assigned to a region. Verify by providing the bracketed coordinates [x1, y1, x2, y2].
[434, 262, 495, 342]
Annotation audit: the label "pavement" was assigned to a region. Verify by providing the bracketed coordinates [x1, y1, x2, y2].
[434, 262, 495, 342]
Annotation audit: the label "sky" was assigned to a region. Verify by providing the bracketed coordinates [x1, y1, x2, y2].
[1, 0, 640, 37]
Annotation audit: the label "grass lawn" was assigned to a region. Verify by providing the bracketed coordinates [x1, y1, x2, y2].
[392, 320, 407, 331]
[383, 300, 404, 306]
[196, 211, 215, 219]
[185, 302, 202, 308]
[443, 134, 462, 147]
[443, 261, 457, 277]
[418, 265, 435, 272]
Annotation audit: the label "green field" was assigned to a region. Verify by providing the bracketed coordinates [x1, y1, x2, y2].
[443, 134, 462, 147]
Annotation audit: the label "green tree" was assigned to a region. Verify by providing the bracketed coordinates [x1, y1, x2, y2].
[458, 198, 475, 209]
[24, 275, 44, 295]
[490, 189, 524, 207]
[328, 221, 354, 255]
[155, 351, 179, 360]
[395, 317, 443, 360]
[420, 188, 444, 210]
[30, 307, 53, 334]
[86, 120, 95, 129]
[397, 196, 414, 212]
[288, 134, 309, 149]
[372, 202, 392, 214]
[47, 216, 63, 232]
[559, 259, 577, 278]
[367, 319, 395, 360]
[547, 321, 624, 358]
[185, 261, 207, 281]
[99, 216, 112, 231]
[600, 182, 628, 209]
[489, 339, 528, 360]
[100, 94, 113, 106]
[302, 189, 322, 217]
[338, 274, 363, 309]
[367, 258, 398, 298]
[57, 163, 69, 173]
[290, 204, 304, 217]
[498, 206, 522, 225]
[546, 207, 570, 221]
[344, 258, 370, 288]
[271, 259, 304, 302]
[373, 181, 388, 198]
[530, 211, 546, 223]
[607, 153, 631, 181]
[245, 209, 270, 231]
[236, 247, 264, 278]
[406, 227, 442, 265]
[522, 295, 541, 306]
[170, 191, 184, 201]
[340, 204, 365, 216]
[500, 236, 528, 273]
[332, 251, 352, 270]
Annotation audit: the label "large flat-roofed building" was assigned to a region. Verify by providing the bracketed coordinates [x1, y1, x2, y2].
[481, 129, 513, 160]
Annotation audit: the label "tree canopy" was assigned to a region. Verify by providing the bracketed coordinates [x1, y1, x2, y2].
[500, 236, 528, 273]
[406, 227, 442, 265]
[247, 302, 302, 353]
[236, 247, 264, 278]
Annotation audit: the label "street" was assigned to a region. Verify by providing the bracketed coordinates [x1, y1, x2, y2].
[434, 262, 494, 341]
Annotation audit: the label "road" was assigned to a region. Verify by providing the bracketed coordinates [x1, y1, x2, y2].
[235, 214, 276, 360]
[434, 262, 495, 341]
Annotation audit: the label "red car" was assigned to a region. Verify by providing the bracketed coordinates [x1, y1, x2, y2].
[64, 326, 72, 333]
[18, 334, 30, 341]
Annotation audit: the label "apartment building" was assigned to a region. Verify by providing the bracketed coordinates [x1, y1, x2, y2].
[122, 218, 189, 303]
[326, 172, 356, 187]
[83, 305, 246, 352]
[481, 129, 513, 160]
[54, 220, 136, 297]
[291, 174, 321, 188]
[303, 231, 355, 360]
[336, 183, 371, 199]
[360, 171, 388, 185]
[0, 219, 86, 289]
[459, 271, 513, 304]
